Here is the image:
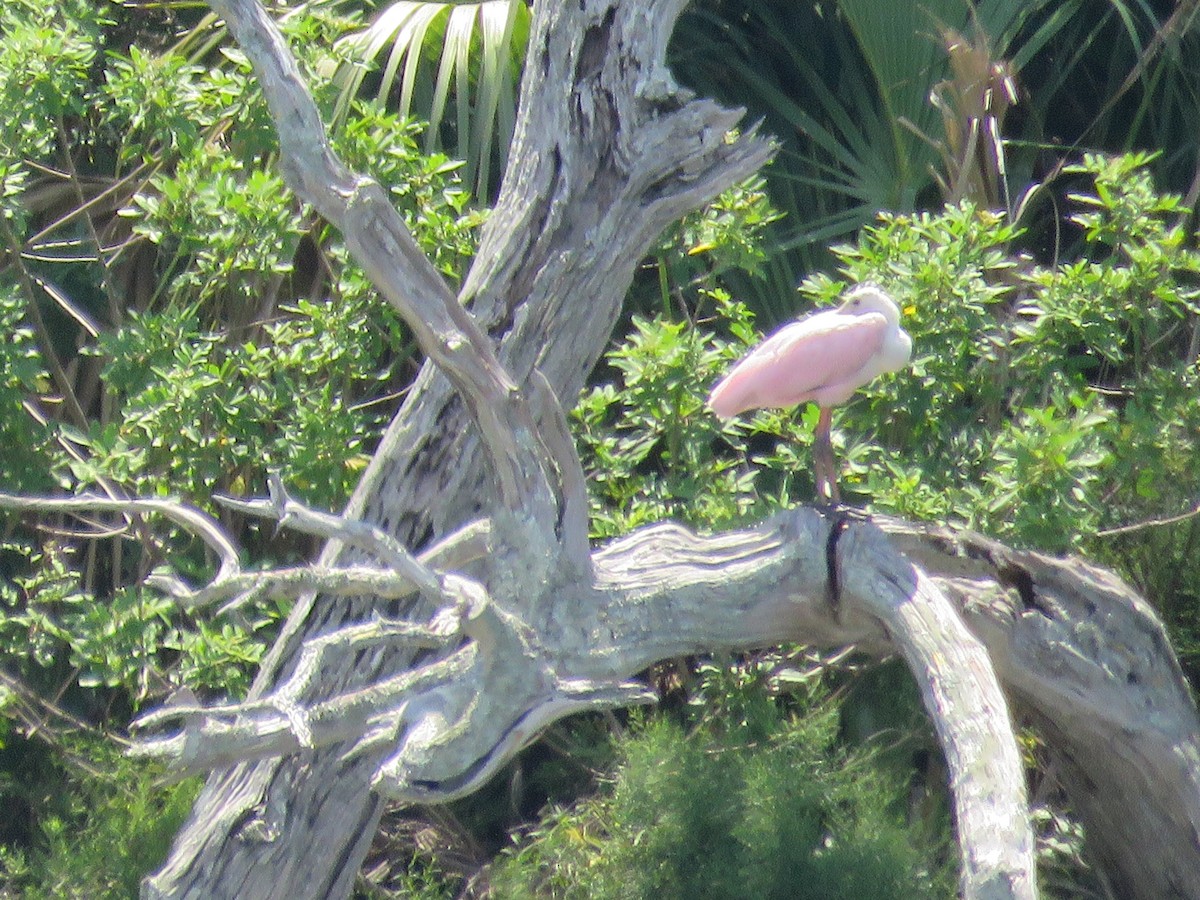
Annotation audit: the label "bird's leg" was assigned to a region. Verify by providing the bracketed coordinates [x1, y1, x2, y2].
[813, 406, 839, 504]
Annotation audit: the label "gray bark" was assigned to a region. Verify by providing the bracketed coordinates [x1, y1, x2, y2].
[145, 0, 776, 897]
[111, 1, 1200, 899]
[890, 521, 1200, 900]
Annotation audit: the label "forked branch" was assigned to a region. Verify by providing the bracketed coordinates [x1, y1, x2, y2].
[6, 1, 1196, 899]
[207, 0, 574, 562]
[216, 471, 443, 603]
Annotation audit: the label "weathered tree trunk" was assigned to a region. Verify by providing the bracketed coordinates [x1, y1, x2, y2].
[93, 1, 1198, 899]
[889, 521, 1200, 900]
[144, 0, 774, 897]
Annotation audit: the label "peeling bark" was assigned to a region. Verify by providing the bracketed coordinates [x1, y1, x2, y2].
[887, 520, 1200, 899]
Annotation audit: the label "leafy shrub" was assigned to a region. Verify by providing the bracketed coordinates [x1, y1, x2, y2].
[573, 292, 759, 537]
[562, 155, 1200, 899]
[0, 4, 488, 705]
[615, 155, 1195, 562]
[0, 737, 199, 900]
[592, 152, 1200, 669]
[490, 674, 949, 899]
[0, 3, 491, 892]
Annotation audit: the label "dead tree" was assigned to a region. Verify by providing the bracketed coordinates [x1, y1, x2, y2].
[3, 0, 1199, 898]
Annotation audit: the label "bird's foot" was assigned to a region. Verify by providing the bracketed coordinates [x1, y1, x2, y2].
[822, 505, 873, 616]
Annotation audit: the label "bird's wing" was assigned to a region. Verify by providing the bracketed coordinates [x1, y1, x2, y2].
[708, 311, 888, 416]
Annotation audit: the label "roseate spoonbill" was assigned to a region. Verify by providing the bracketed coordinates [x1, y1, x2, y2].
[708, 284, 912, 502]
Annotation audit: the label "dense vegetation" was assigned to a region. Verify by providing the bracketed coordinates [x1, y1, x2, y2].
[1, 0, 1198, 896]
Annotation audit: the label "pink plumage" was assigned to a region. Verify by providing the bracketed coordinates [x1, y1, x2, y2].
[709, 284, 910, 416]
[708, 284, 911, 501]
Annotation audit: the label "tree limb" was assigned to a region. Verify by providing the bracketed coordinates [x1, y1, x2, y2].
[210, 0, 567, 554]
[0, 492, 240, 584]
[141, 4, 775, 892]
[216, 472, 444, 604]
[883, 518, 1200, 900]
[104, 487, 1200, 898]
[55, 1, 1188, 899]
[837, 521, 1033, 898]
[14, 489, 1200, 897]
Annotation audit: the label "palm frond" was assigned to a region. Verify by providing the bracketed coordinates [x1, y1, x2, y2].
[836, 0, 970, 165]
[331, 0, 529, 200]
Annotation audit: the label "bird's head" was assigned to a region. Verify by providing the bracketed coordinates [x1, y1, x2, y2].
[838, 283, 902, 325]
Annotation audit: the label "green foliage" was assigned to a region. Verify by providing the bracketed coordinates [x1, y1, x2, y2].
[670, 176, 783, 282]
[836, 153, 1200, 557]
[491, 674, 949, 899]
[0, 3, 502, 890]
[0, 286, 56, 492]
[125, 153, 306, 309]
[669, 0, 1200, 324]
[80, 297, 386, 511]
[584, 153, 1200, 552]
[590, 153, 1200, 677]
[335, 106, 487, 278]
[329, 0, 531, 200]
[573, 293, 759, 537]
[0, 6, 490, 865]
[0, 0, 102, 164]
[353, 853, 459, 900]
[0, 542, 92, 674]
[574, 174, 786, 535]
[104, 46, 252, 166]
[0, 739, 200, 900]
[0, 537, 267, 704]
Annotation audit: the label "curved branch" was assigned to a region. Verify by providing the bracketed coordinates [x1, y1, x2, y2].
[208, 0, 560, 534]
[132, 626, 477, 777]
[837, 523, 1034, 899]
[126, 497, 1037, 897]
[0, 492, 240, 584]
[883, 518, 1200, 900]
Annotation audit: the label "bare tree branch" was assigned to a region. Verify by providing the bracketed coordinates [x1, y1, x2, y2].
[183, 567, 423, 616]
[884, 517, 1200, 899]
[8, 0, 1161, 898]
[0, 492, 240, 584]
[838, 522, 1033, 898]
[14, 485, 1200, 898]
[209, 0, 566, 550]
[216, 472, 444, 603]
[1094, 498, 1200, 536]
[26, 483, 1033, 895]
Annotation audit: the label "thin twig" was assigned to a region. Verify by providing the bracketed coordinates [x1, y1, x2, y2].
[1095, 501, 1200, 538]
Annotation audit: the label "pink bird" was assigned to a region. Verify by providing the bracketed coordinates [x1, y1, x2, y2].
[708, 284, 912, 502]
